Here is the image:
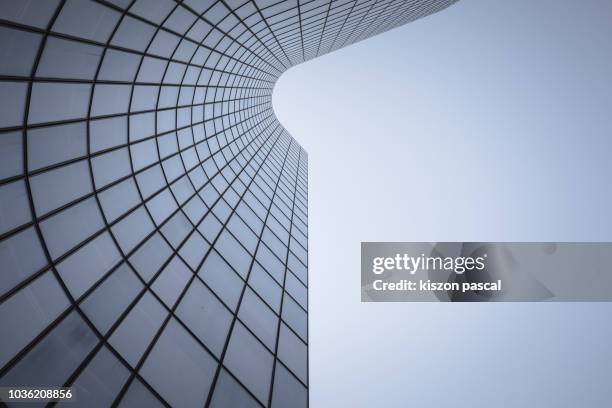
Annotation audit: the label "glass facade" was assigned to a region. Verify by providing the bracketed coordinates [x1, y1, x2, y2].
[0, 0, 456, 406]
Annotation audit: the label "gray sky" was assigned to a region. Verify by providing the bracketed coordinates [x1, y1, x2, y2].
[273, 1, 612, 407]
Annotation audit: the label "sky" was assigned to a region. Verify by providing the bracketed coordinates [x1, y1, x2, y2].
[273, 1, 612, 407]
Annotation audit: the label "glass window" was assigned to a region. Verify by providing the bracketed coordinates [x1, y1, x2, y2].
[227, 214, 258, 254]
[160, 211, 192, 249]
[238, 287, 278, 349]
[57, 346, 129, 408]
[28, 121, 87, 170]
[151, 255, 191, 308]
[277, 323, 307, 384]
[36, 37, 102, 79]
[81, 263, 142, 335]
[136, 56, 167, 83]
[288, 252, 307, 284]
[90, 116, 128, 153]
[0, 0, 61, 28]
[0, 271, 68, 368]
[98, 177, 141, 223]
[91, 147, 132, 188]
[28, 82, 91, 124]
[164, 6, 197, 35]
[0, 26, 41, 76]
[130, 139, 158, 171]
[0, 131, 22, 180]
[170, 175, 194, 204]
[146, 188, 178, 225]
[262, 227, 287, 261]
[158, 86, 179, 109]
[148, 30, 181, 59]
[255, 244, 285, 283]
[135, 164, 166, 198]
[215, 229, 252, 278]
[178, 232, 210, 270]
[111, 16, 156, 52]
[53, 0, 120, 42]
[236, 201, 264, 235]
[133, 87, 162, 114]
[91, 84, 132, 117]
[198, 249, 244, 311]
[285, 271, 307, 309]
[98, 49, 141, 82]
[140, 319, 216, 408]
[248, 262, 282, 313]
[0, 82, 27, 128]
[158, 133, 179, 159]
[128, 232, 172, 283]
[30, 159, 93, 216]
[281, 295, 307, 342]
[210, 369, 260, 408]
[161, 155, 185, 183]
[0, 311, 98, 388]
[39, 197, 104, 259]
[130, 0, 175, 24]
[271, 362, 307, 408]
[176, 278, 232, 357]
[109, 291, 167, 367]
[224, 321, 273, 404]
[57, 231, 121, 298]
[110, 205, 154, 254]
[183, 196, 206, 224]
[183, 0, 216, 15]
[163, 62, 187, 84]
[0, 227, 47, 297]
[118, 378, 165, 408]
[0, 180, 31, 235]
[129, 112, 156, 142]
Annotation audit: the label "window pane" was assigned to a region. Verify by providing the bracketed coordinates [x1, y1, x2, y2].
[0, 311, 98, 388]
[0, 82, 27, 128]
[109, 291, 167, 367]
[57, 346, 129, 408]
[53, 0, 119, 42]
[36, 37, 102, 79]
[28, 121, 87, 170]
[81, 263, 142, 335]
[0, 26, 41, 76]
[140, 319, 216, 408]
[0, 180, 31, 235]
[151, 255, 191, 308]
[0, 272, 68, 368]
[39, 197, 104, 259]
[210, 369, 260, 408]
[0, 227, 47, 297]
[28, 82, 91, 124]
[30, 160, 93, 216]
[271, 362, 307, 408]
[277, 323, 307, 384]
[176, 279, 232, 357]
[238, 287, 278, 349]
[224, 322, 273, 404]
[0, 131, 23, 180]
[198, 250, 244, 311]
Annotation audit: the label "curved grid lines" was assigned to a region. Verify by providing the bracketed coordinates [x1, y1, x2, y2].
[0, 0, 456, 406]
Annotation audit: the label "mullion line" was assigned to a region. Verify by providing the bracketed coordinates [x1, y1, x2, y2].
[203, 133, 296, 408]
[112, 119, 288, 408]
[267, 141, 306, 407]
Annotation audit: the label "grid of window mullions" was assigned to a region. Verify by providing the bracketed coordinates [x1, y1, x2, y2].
[0, 0, 458, 406]
[0, 120, 302, 404]
[0, 101, 275, 245]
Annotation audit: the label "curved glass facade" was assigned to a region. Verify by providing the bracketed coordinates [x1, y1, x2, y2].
[0, 0, 456, 406]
